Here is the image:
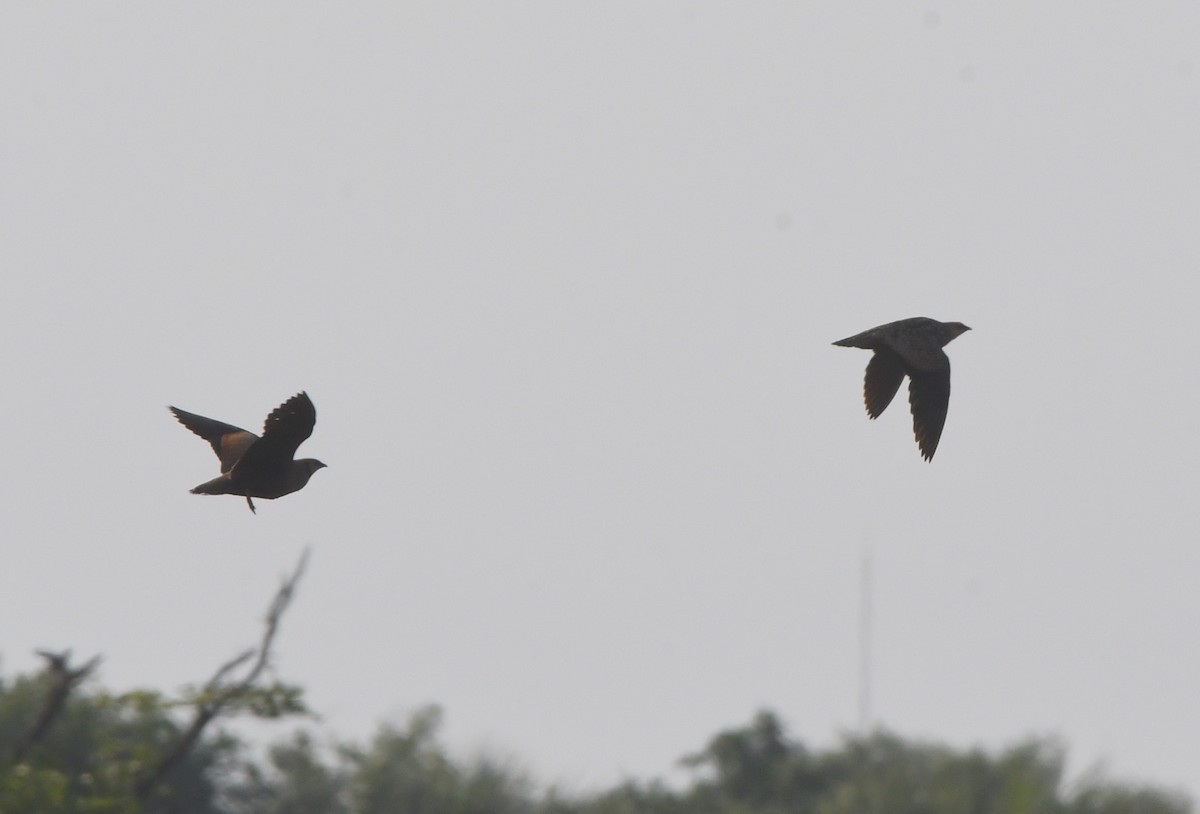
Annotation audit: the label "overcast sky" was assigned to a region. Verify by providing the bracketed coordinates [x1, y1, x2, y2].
[3, 1, 1199, 798]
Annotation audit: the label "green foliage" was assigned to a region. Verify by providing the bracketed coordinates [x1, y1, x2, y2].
[681, 709, 826, 811]
[341, 706, 534, 814]
[0, 674, 166, 813]
[804, 731, 1066, 814]
[0, 666, 302, 814]
[0, 763, 71, 814]
[231, 706, 536, 814]
[178, 681, 310, 721]
[0, 664, 1191, 814]
[1066, 781, 1193, 814]
[607, 716, 1190, 814]
[222, 731, 349, 814]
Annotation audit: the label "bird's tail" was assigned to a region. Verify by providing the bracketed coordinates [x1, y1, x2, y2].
[832, 331, 873, 348]
[190, 475, 233, 495]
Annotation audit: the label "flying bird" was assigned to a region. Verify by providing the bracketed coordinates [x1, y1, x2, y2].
[170, 392, 326, 513]
[833, 318, 971, 460]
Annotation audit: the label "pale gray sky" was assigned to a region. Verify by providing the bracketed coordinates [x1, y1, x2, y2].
[3, 2, 1199, 797]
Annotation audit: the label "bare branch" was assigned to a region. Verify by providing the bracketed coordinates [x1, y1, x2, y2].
[204, 649, 256, 691]
[135, 547, 310, 800]
[7, 649, 101, 765]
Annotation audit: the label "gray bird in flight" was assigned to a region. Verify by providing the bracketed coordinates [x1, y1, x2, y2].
[170, 392, 326, 513]
[833, 318, 971, 460]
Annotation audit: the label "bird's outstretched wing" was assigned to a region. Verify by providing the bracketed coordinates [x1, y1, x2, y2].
[907, 365, 951, 461]
[863, 350, 905, 419]
[170, 407, 257, 473]
[232, 392, 316, 475]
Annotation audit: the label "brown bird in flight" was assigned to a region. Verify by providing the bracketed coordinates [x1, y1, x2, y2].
[833, 318, 971, 460]
[170, 392, 326, 513]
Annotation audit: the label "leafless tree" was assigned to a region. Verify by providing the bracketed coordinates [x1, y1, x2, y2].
[135, 547, 310, 800]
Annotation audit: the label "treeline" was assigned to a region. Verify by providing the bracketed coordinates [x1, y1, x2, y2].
[2, 561, 1188, 813]
[0, 669, 1189, 814]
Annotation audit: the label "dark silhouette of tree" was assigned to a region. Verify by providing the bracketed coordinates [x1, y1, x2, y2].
[1, 662, 1191, 813]
[0, 550, 312, 813]
[135, 549, 310, 802]
[224, 730, 350, 814]
[5, 649, 100, 767]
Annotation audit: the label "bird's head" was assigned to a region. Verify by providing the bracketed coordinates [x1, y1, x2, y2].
[297, 458, 327, 484]
[940, 322, 971, 345]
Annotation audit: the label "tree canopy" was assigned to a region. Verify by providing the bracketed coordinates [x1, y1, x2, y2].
[1, 675, 1189, 814]
[2, 551, 1187, 813]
